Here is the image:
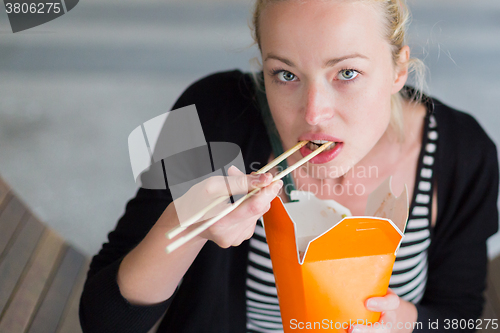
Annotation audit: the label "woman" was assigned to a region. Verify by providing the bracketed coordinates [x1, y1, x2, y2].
[79, 0, 499, 332]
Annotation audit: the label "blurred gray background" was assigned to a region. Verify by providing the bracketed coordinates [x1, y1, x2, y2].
[0, 0, 499, 258]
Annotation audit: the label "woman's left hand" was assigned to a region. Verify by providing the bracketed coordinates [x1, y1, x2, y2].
[348, 289, 418, 333]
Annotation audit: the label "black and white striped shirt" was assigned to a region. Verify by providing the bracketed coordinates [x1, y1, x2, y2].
[246, 114, 438, 333]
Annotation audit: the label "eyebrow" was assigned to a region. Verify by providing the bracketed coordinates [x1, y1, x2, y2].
[264, 53, 369, 68]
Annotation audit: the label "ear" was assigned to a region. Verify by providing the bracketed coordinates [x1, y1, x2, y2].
[391, 45, 410, 94]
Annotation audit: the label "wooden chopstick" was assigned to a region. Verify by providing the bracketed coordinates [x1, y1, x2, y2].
[255, 140, 309, 174]
[165, 141, 308, 239]
[165, 141, 333, 254]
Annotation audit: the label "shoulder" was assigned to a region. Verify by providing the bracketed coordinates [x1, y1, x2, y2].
[430, 98, 498, 172]
[170, 69, 263, 138]
[169, 69, 270, 161]
[431, 98, 496, 152]
[430, 97, 499, 239]
[430, 96, 498, 180]
[171, 69, 256, 114]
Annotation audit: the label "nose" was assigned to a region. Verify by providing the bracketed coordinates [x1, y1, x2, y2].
[303, 82, 334, 126]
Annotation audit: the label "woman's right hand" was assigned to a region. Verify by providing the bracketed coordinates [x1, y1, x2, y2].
[118, 165, 282, 305]
[160, 165, 283, 249]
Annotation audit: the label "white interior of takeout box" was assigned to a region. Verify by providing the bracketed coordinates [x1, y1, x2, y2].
[280, 177, 409, 264]
[284, 191, 352, 255]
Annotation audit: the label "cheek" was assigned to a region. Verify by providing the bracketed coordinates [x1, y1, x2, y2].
[269, 102, 296, 140]
[342, 87, 392, 154]
[265, 85, 301, 137]
[345, 87, 391, 126]
[350, 56, 395, 129]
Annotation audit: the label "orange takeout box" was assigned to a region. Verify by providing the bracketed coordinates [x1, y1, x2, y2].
[261, 177, 409, 332]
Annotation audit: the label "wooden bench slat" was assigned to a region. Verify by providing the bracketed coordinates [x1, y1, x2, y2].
[0, 196, 27, 257]
[0, 190, 10, 210]
[0, 215, 45, 315]
[0, 231, 65, 333]
[0, 192, 12, 216]
[28, 247, 85, 333]
[56, 259, 90, 333]
[0, 177, 10, 206]
[481, 299, 498, 333]
[487, 255, 500, 318]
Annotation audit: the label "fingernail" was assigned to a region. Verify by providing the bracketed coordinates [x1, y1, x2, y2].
[259, 173, 271, 183]
[274, 180, 283, 190]
[367, 299, 378, 308]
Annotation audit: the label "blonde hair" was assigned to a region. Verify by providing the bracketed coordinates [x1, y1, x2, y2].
[249, 0, 427, 142]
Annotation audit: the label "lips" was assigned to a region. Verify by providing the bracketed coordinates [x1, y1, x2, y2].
[298, 134, 343, 164]
[305, 141, 336, 152]
[298, 134, 342, 143]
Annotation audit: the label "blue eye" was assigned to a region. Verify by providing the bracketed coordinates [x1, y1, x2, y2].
[278, 71, 297, 82]
[338, 69, 359, 81]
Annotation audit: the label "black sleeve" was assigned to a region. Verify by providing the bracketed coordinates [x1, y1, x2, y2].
[78, 70, 244, 333]
[79, 188, 174, 333]
[414, 112, 499, 332]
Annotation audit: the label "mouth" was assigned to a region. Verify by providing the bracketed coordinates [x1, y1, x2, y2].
[305, 140, 337, 152]
[298, 139, 344, 164]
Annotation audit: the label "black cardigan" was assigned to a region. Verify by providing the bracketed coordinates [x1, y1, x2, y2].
[79, 70, 499, 333]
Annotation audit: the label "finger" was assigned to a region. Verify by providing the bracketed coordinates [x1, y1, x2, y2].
[198, 171, 266, 201]
[349, 325, 369, 333]
[244, 172, 274, 190]
[184, 169, 272, 226]
[381, 310, 397, 325]
[366, 291, 400, 311]
[349, 321, 392, 333]
[243, 222, 257, 240]
[232, 218, 258, 246]
[224, 172, 273, 198]
[227, 165, 245, 176]
[206, 213, 260, 248]
[216, 213, 259, 243]
[231, 180, 283, 219]
[200, 180, 282, 245]
[348, 324, 373, 333]
[228, 165, 266, 180]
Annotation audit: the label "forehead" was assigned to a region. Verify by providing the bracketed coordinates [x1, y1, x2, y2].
[259, 0, 388, 64]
